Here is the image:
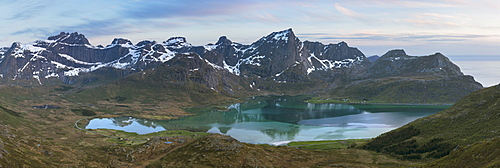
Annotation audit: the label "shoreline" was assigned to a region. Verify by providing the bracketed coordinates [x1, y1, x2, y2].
[304, 97, 455, 106]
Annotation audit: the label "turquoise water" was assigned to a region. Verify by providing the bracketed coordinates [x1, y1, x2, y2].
[86, 96, 449, 144]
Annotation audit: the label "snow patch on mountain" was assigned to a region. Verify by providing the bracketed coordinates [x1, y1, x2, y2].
[203, 44, 218, 51]
[223, 60, 241, 75]
[272, 30, 290, 41]
[307, 53, 364, 74]
[59, 54, 101, 65]
[242, 55, 265, 66]
[164, 37, 191, 49]
[205, 59, 223, 70]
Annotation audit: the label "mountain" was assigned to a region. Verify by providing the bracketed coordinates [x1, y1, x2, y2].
[362, 84, 500, 162]
[367, 55, 380, 62]
[0, 29, 482, 103]
[0, 29, 365, 84]
[69, 52, 252, 106]
[326, 49, 482, 103]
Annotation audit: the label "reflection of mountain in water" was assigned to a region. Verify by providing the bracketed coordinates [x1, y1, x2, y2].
[260, 124, 300, 140]
[111, 117, 134, 127]
[90, 96, 447, 143]
[111, 116, 163, 129]
[252, 96, 365, 124]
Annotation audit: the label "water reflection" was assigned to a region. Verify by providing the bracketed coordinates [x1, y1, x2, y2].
[86, 117, 166, 134]
[85, 96, 449, 144]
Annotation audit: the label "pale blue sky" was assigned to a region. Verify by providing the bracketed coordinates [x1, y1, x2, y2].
[1, 0, 499, 56]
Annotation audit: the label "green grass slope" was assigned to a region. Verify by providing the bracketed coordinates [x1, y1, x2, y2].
[0, 106, 60, 167]
[424, 137, 500, 168]
[146, 134, 418, 168]
[330, 75, 482, 104]
[361, 84, 500, 160]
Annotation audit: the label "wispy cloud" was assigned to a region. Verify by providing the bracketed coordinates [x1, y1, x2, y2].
[404, 12, 463, 28]
[302, 32, 490, 42]
[121, 0, 265, 19]
[4, 0, 53, 20]
[341, 0, 461, 8]
[334, 3, 367, 20]
[397, 34, 488, 41]
[252, 13, 283, 23]
[10, 18, 134, 43]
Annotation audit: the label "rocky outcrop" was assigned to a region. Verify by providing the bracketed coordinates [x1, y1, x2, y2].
[47, 32, 91, 45]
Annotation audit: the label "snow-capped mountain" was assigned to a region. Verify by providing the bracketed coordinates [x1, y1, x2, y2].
[0, 28, 483, 103]
[0, 29, 366, 85]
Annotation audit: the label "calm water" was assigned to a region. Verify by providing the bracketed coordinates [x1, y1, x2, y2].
[448, 55, 500, 87]
[86, 96, 449, 144]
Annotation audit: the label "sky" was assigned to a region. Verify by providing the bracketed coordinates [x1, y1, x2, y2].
[1, 0, 499, 56]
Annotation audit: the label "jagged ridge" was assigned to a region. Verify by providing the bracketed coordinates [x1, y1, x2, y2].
[0, 29, 483, 103]
[0, 29, 366, 85]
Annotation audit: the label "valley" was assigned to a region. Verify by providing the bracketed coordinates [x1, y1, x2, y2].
[0, 29, 497, 167]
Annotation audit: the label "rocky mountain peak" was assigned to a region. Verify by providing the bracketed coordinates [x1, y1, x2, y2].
[367, 55, 380, 62]
[215, 36, 233, 46]
[136, 40, 156, 47]
[338, 41, 348, 47]
[164, 37, 190, 48]
[264, 28, 296, 42]
[381, 49, 407, 58]
[47, 32, 90, 45]
[111, 38, 133, 45]
[431, 52, 446, 58]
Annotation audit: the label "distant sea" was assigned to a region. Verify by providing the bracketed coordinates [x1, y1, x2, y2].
[448, 55, 500, 87]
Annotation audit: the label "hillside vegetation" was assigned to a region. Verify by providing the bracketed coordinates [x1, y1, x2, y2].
[362, 84, 500, 163]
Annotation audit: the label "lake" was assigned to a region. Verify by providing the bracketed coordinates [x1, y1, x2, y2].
[86, 96, 449, 144]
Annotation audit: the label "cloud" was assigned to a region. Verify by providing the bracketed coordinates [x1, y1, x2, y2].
[4, 0, 52, 20]
[341, 0, 461, 8]
[121, 0, 264, 20]
[252, 13, 283, 23]
[333, 3, 367, 20]
[398, 34, 489, 41]
[301, 32, 490, 43]
[10, 18, 134, 43]
[404, 12, 462, 28]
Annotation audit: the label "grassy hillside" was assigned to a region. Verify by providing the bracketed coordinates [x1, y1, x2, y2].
[424, 137, 500, 167]
[146, 134, 419, 167]
[329, 75, 482, 104]
[361, 84, 500, 160]
[0, 106, 60, 167]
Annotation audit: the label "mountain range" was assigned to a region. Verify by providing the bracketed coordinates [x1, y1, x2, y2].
[0, 29, 496, 167]
[0, 29, 483, 103]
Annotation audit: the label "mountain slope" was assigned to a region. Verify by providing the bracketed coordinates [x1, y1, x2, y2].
[362, 84, 500, 159]
[424, 137, 500, 167]
[146, 133, 416, 167]
[325, 50, 483, 103]
[0, 106, 61, 167]
[68, 53, 251, 106]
